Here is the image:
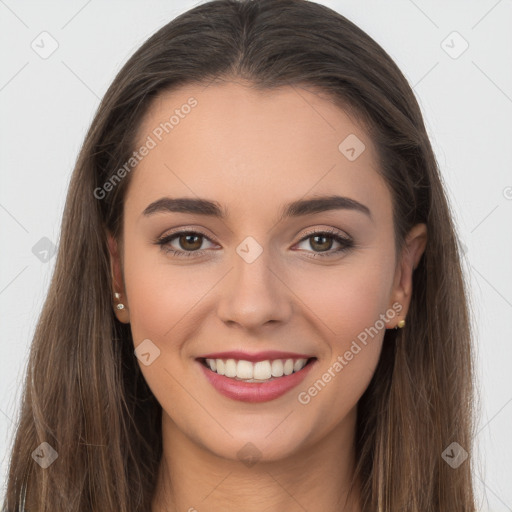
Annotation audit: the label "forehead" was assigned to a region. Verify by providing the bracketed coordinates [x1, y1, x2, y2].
[126, 80, 390, 221]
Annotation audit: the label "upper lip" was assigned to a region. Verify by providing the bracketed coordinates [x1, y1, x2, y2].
[197, 350, 315, 362]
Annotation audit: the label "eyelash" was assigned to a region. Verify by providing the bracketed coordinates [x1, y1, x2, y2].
[155, 227, 354, 259]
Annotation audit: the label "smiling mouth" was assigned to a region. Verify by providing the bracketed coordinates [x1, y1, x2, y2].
[198, 357, 317, 383]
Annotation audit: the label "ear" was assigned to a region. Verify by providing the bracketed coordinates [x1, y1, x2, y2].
[107, 231, 130, 324]
[386, 223, 427, 328]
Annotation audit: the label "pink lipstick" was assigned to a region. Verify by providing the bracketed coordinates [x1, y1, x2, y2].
[196, 352, 316, 403]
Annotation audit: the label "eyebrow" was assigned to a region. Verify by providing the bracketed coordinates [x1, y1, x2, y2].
[142, 194, 372, 222]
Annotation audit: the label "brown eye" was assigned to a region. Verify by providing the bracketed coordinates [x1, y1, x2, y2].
[178, 233, 203, 251]
[295, 229, 354, 258]
[156, 229, 217, 257]
[309, 234, 334, 252]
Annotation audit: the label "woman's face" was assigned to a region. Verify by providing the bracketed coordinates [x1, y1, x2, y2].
[109, 80, 425, 462]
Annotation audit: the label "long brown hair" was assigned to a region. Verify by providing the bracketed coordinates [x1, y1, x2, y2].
[3, 1, 477, 510]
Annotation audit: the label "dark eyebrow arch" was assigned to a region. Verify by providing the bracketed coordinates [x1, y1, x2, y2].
[142, 195, 372, 222]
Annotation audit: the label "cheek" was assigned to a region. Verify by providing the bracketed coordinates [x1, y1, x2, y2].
[121, 241, 206, 418]
[291, 255, 394, 411]
[296, 255, 395, 347]
[270, 279, 391, 456]
[122, 237, 211, 342]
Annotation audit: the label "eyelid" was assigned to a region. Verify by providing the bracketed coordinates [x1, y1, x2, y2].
[297, 226, 351, 242]
[157, 226, 219, 244]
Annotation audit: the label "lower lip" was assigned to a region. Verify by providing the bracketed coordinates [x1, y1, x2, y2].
[197, 359, 316, 403]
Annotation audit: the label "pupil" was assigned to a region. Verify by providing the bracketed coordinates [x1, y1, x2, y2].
[182, 234, 201, 250]
[312, 235, 331, 251]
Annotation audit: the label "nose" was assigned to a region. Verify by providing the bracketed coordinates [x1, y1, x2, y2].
[216, 247, 293, 331]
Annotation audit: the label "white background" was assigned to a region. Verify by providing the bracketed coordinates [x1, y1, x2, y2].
[1, 0, 511, 509]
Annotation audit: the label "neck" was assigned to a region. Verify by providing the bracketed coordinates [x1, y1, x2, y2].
[151, 406, 362, 512]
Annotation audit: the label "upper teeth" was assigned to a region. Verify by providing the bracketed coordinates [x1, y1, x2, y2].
[205, 358, 308, 380]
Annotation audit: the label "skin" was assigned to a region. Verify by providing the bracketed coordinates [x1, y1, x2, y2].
[108, 80, 427, 512]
